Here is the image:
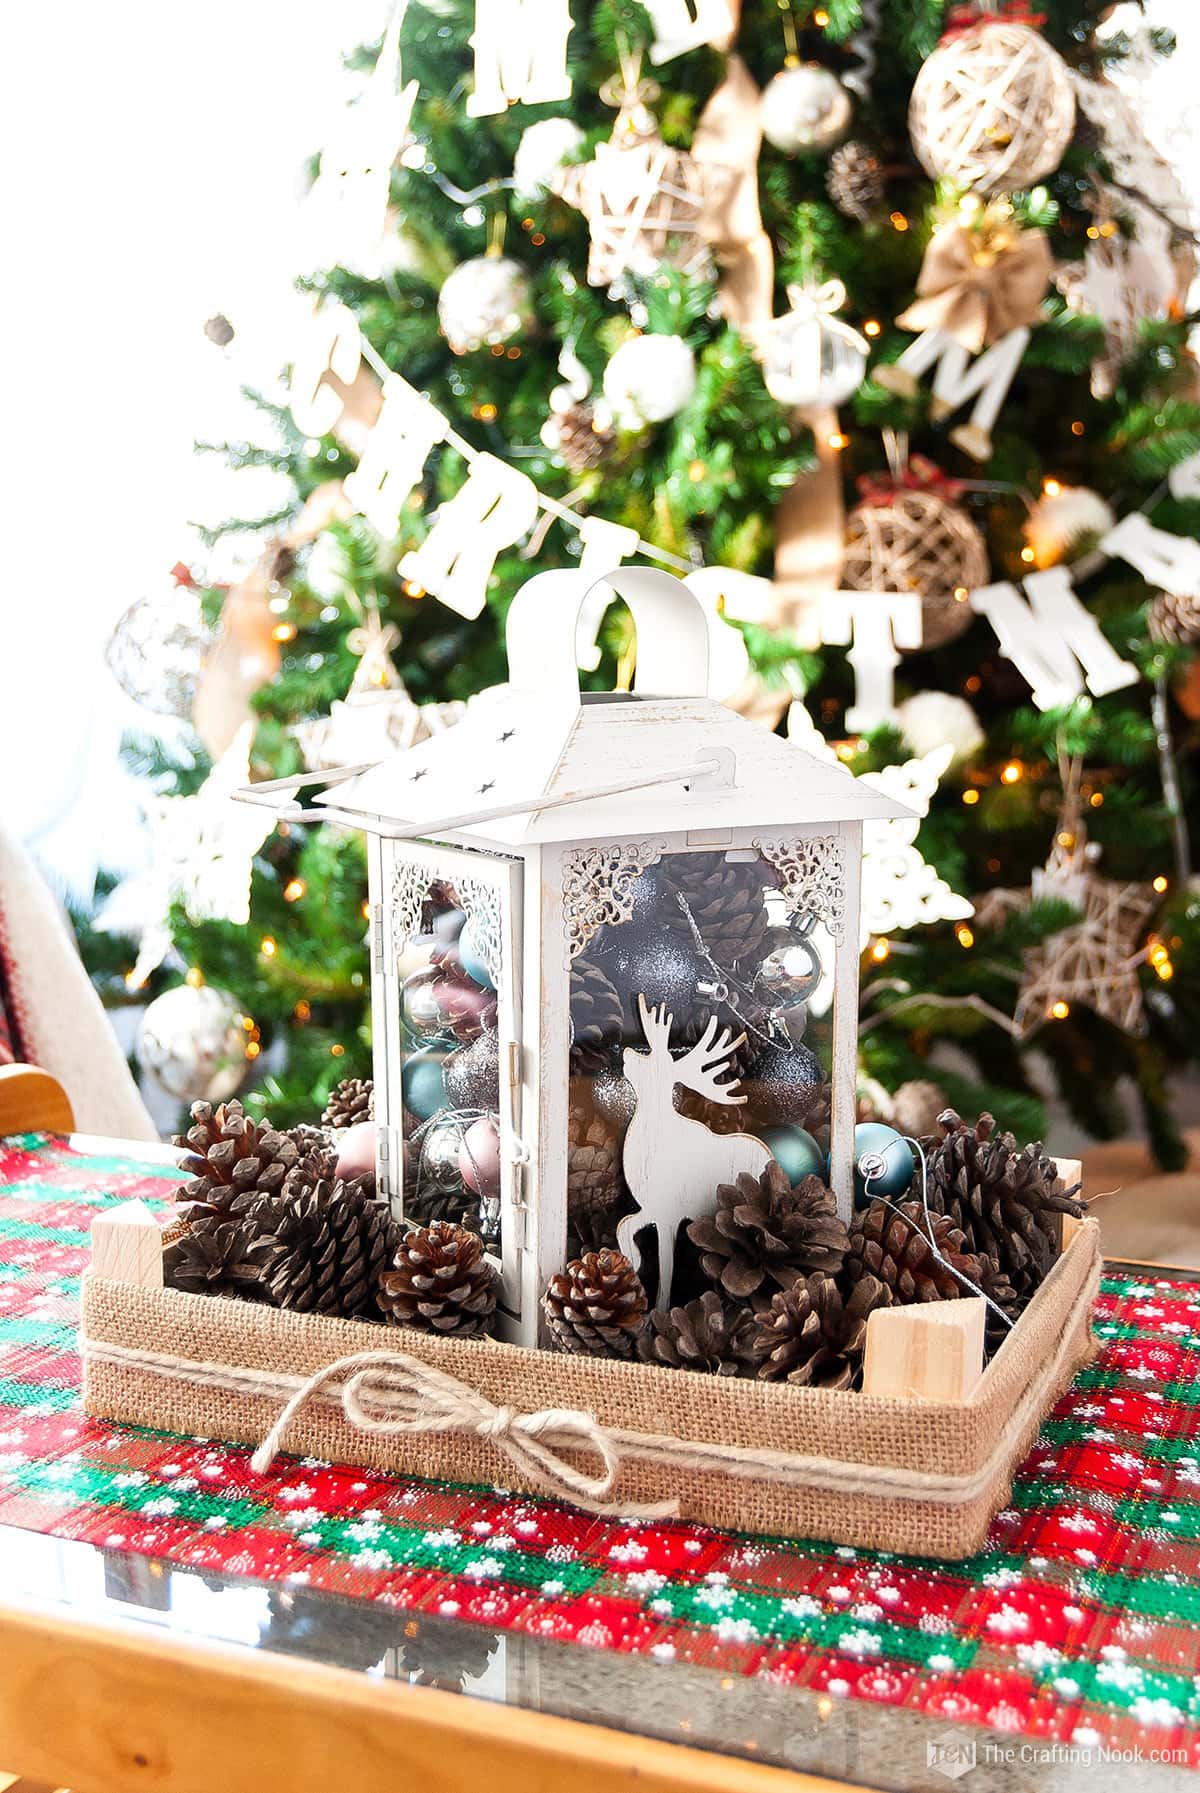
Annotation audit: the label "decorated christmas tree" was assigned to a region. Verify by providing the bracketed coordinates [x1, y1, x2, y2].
[97, 0, 1200, 1165]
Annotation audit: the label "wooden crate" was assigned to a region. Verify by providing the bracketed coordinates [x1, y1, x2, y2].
[80, 1174, 1099, 1561]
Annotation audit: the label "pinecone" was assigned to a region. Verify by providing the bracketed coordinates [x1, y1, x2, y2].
[282, 1135, 343, 1195]
[542, 1250, 648, 1359]
[890, 1080, 948, 1140]
[1148, 588, 1200, 646]
[567, 1105, 623, 1254]
[262, 1179, 401, 1319]
[554, 400, 615, 473]
[569, 957, 624, 1071]
[284, 1122, 335, 1161]
[322, 1078, 374, 1129]
[826, 141, 884, 220]
[924, 1111, 1084, 1301]
[754, 1272, 889, 1389]
[378, 1221, 497, 1337]
[847, 1199, 985, 1305]
[688, 1162, 849, 1301]
[398, 1619, 499, 1692]
[638, 1290, 759, 1376]
[667, 853, 772, 973]
[173, 1099, 300, 1216]
[163, 1215, 278, 1299]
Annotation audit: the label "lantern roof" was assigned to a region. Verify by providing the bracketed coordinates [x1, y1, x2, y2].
[313, 684, 912, 848]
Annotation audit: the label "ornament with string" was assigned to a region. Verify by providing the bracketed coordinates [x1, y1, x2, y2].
[540, 343, 616, 474]
[976, 757, 1160, 1040]
[437, 228, 534, 355]
[842, 444, 989, 652]
[908, 13, 1075, 195]
[294, 609, 465, 773]
[136, 982, 250, 1104]
[602, 331, 697, 429]
[552, 51, 711, 295]
[95, 724, 274, 988]
[106, 564, 215, 722]
[512, 116, 585, 201]
[757, 279, 868, 409]
[761, 63, 851, 155]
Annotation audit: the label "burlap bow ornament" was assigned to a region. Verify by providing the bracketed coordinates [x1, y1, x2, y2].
[896, 219, 1052, 353]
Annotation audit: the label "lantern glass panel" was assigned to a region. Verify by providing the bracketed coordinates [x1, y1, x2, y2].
[391, 867, 505, 1257]
[564, 845, 832, 1307]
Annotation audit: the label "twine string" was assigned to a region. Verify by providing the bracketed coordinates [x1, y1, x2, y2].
[248, 1348, 678, 1519]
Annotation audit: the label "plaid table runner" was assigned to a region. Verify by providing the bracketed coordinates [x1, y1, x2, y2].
[2, 1131, 1200, 1765]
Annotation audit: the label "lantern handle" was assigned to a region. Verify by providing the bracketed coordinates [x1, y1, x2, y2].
[505, 565, 711, 700]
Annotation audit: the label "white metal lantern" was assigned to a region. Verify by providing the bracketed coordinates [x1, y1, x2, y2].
[247, 567, 910, 1346]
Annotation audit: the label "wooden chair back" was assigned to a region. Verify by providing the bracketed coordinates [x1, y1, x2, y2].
[0, 1065, 75, 1136]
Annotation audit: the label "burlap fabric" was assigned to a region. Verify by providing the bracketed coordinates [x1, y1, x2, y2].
[81, 1221, 1100, 1560]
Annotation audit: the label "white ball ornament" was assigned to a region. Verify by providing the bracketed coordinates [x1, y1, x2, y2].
[437, 255, 534, 355]
[760, 63, 852, 155]
[1024, 485, 1116, 568]
[602, 333, 697, 428]
[909, 22, 1076, 195]
[512, 117, 585, 201]
[896, 691, 985, 770]
[137, 984, 247, 1102]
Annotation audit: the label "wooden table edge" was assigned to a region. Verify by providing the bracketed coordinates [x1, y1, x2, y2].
[0, 1595, 854, 1793]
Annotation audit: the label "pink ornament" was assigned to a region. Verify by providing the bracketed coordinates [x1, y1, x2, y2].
[335, 1120, 376, 1182]
[459, 1114, 501, 1198]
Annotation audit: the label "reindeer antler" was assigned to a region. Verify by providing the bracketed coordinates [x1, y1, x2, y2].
[667, 1012, 748, 1107]
[635, 993, 674, 1050]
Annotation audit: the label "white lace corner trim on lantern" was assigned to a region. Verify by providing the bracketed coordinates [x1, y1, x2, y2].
[753, 833, 848, 941]
[561, 840, 668, 960]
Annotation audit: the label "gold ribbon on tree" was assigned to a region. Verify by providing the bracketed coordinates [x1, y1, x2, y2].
[693, 53, 774, 330]
[896, 210, 1052, 353]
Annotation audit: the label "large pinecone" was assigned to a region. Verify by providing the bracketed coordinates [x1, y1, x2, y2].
[1148, 588, 1200, 646]
[847, 1199, 984, 1305]
[379, 1221, 497, 1337]
[826, 140, 884, 219]
[925, 1111, 1084, 1301]
[569, 957, 624, 1071]
[688, 1161, 849, 1301]
[755, 1272, 889, 1389]
[163, 1215, 278, 1299]
[543, 1250, 648, 1359]
[174, 1100, 300, 1215]
[262, 1179, 400, 1319]
[567, 1103, 622, 1254]
[322, 1078, 374, 1129]
[667, 853, 772, 974]
[638, 1290, 759, 1376]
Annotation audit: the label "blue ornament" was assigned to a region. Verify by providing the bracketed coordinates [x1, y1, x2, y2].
[402, 1044, 452, 1121]
[458, 917, 496, 992]
[761, 1125, 825, 1186]
[852, 1122, 914, 1203]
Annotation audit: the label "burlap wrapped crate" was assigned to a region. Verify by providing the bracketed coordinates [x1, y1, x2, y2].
[81, 1219, 1100, 1560]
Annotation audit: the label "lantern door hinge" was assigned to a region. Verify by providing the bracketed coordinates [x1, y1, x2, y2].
[371, 903, 386, 973]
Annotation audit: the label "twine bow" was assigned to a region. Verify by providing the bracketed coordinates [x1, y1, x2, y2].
[856, 453, 964, 507]
[896, 220, 1052, 353]
[250, 1349, 679, 1520]
[346, 611, 403, 691]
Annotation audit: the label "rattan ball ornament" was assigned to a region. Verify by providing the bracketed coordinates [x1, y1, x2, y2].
[760, 63, 851, 155]
[908, 22, 1076, 196]
[843, 488, 988, 652]
[437, 255, 533, 355]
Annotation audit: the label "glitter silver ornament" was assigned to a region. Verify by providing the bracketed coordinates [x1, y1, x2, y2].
[437, 255, 534, 354]
[760, 64, 852, 155]
[136, 983, 246, 1101]
[106, 587, 214, 720]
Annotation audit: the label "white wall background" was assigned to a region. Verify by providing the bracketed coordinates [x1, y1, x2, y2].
[0, 0, 1196, 901]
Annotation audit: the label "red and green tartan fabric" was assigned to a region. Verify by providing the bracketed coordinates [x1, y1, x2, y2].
[3, 1132, 1200, 1762]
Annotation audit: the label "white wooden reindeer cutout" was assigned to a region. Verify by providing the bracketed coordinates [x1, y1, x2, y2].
[618, 995, 770, 1305]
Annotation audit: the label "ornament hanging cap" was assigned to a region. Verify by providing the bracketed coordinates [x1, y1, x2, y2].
[600, 43, 661, 144]
[942, 1, 1047, 37]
